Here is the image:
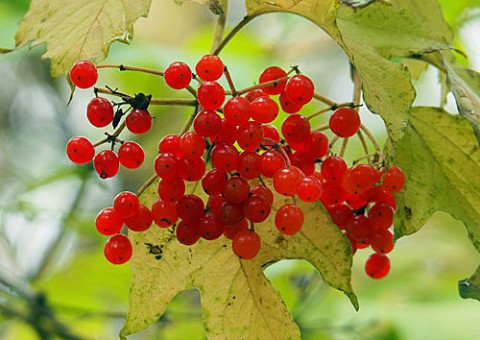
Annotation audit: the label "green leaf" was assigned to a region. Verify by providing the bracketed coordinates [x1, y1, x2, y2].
[245, 0, 342, 41]
[336, 0, 452, 146]
[459, 265, 480, 301]
[15, 0, 152, 77]
[443, 61, 480, 144]
[121, 182, 357, 338]
[174, 0, 227, 15]
[394, 107, 480, 253]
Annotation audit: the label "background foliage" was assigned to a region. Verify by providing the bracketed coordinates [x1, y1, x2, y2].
[0, 0, 480, 339]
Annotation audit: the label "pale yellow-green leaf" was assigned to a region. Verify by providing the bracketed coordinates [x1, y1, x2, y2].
[443, 61, 480, 144]
[121, 181, 357, 338]
[394, 107, 480, 253]
[15, 0, 152, 77]
[174, 0, 227, 15]
[245, 0, 342, 41]
[336, 0, 451, 146]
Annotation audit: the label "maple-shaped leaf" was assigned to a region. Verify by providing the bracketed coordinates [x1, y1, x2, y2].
[15, 0, 152, 77]
[120, 182, 358, 338]
[393, 106, 480, 294]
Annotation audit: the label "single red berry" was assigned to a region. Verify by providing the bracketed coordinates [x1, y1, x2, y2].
[104, 234, 132, 265]
[194, 110, 222, 137]
[211, 143, 239, 172]
[197, 81, 225, 110]
[343, 164, 378, 194]
[321, 156, 347, 182]
[275, 204, 304, 235]
[154, 152, 183, 180]
[368, 203, 395, 230]
[370, 229, 394, 254]
[281, 114, 311, 143]
[223, 176, 250, 204]
[158, 134, 181, 155]
[365, 253, 391, 279]
[177, 194, 205, 223]
[124, 204, 153, 232]
[151, 199, 178, 228]
[199, 212, 224, 240]
[262, 124, 281, 143]
[118, 141, 145, 169]
[284, 74, 314, 105]
[237, 121, 264, 152]
[164, 61, 192, 89]
[250, 184, 274, 205]
[87, 97, 114, 128]
[180, 131, 205, 159]
[70, 60, 98, 89]
[126, 109, 152, 134]
[66, 137, 95, 164]
[383, 166, 405, 193]
[329, 108, 361, 138]
[223, 96, 251, 126]
[217, 201, 244, 225]
[290, 151, 315, 176]
[346, 215, 372, 242]
[113, 191, 140, 219]
[303, 131, 329, 159]
[273, 165, 305, 196]
[195, 55, 224, 81]
[158, 177, 185, 202]
[93, 150, 120, 179]
[245, 88, 267, 102]
[224, 218, 248, 240]
[95, 207, 123, 235]
[211, 119, 238, 145]
[328, 205, 354, 230]
[232, 229, 261, 260]
[296, 176, 323, 202]
[260, 150, 286, 178]
[181, 156, 206, 182]
[208, 194, 225, 215]
[176, 220, 201, 246]
[202, 169, 228, 196]
[250, 96, 279, 124]
[243, 194, 272, 223]
[259, 66, 288, 95]
[237, 151, 261, 180]
[279, 91, 302, 114]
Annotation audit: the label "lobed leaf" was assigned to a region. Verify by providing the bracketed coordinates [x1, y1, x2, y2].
[121, 181, 357, 338]
[15, 0, 152, 77]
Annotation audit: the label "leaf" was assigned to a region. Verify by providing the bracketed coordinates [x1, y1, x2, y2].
[174, 0, 227, 15]
[245, 0, 342, 41]
[336, 0, 452, 146]
[394, 107, 480, 253]
[121, 182, 357, 338]
[443, 61, 480, 144]
[459, 265, 480, 301]
[15, 0, 152, 77]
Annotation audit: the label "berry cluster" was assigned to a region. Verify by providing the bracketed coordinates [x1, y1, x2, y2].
[67, 55, 404, 280]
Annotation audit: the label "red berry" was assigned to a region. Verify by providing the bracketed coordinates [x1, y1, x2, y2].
[113, 191, 140, 219]
[211, 143, 239, 172]
[279, 91, 302, 114]
[260, 150, 286, 178]
[303, 131, 329, 159]
[259, 66, 288, 95]
[164, 61, 192, 89]
[70, 60, 98, 89]
[118, 141, 145, 169]
[194, 110, 222, 137]
[237, 151, 261, 180]
[281, 114, 310, 143]
[180, 131, 205, 159]
[237, 121, 264, 152]
[151, 199, 178, 228]
[365, 253, 391, 279]
[211, 119, 238, 145]
[199, 212, 224, 240]
[262, 124, 281, 143]
[154, 152, 183, 180]
[346, 215, 372, 242]
[275, 204, 304, 235]
[223, 176, 250, 204]
[104, 234, 132, 265]
[321, 156, 347, 182]
[243, 194, 272, 223]
[370, 229, 394, 254]
[383, 166, 405, 193]
[126, 109, 152, 134]
[284, 74, 314, 105]
[224, 218, 248, 240]
[232, 229, 261, 260]
[368, 203, 394, 230]
[124, 204, 153, 232]
[195, 55, 224, 81]
[181, 157, 206, 182]
[177, 194, 205, 223]
[343, 164, 377, 194]
[328, 205, 354, 230]
[176, 220, 201, 246]
[197, 81, 225, 110]
[296, 176, 323, 202]
[250, 184, 274, 205]
[66, 137, 95, 164]
[329, 108, 361, 138]
[217, 201, 244, 225]
[95, 207, 123, 235]
[159, 134, 181, 154]
[250, 96, 279, 124]
[158, 177, 185, 202]
[94, 150, 120, 179]
[202, 169, 228, 196]
[223, 96, 251, 126]
[273, 165, 305, 196]
[87, 97, 114, 127]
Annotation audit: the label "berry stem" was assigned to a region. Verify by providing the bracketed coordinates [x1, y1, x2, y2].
[339, 137, 350, 158]
[97, 64, 164, 76]
[233, 76, 289, 96]
[313, 93, 336, 107]
[213, 15, 255, 56]
[210, 5, 228, 54]
[93, 121, 127, 147]
[313, 124, 329, 131]
[276, 144, 292, 167]
[306, 101, 355, 120]
[224, 66, 237, 95]
[356, 129, 372, 163]
[96, 87, 197, 106]
[136, 173, 158, 197]
[360, 124, 382, 152]
[329, 135, 339, 150]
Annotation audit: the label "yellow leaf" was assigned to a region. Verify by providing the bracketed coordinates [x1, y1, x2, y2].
[15, 0, 152, 77]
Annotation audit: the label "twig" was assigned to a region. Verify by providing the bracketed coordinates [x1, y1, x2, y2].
[213, 15, 255, 56]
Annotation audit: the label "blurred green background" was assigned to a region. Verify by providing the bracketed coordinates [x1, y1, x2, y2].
[0, 1, 479, 339]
